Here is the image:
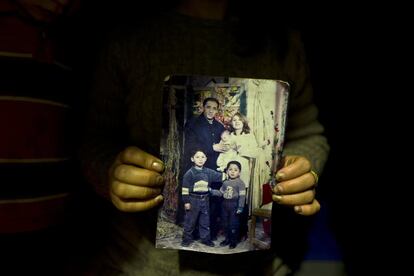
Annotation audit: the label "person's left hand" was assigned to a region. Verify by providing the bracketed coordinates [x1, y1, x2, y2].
[272, 155, 320, 216]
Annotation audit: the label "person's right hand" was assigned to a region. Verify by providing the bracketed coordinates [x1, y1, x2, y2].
[108, 146, 165, 212]
[213, 143, 228, 153]
[184, 203, 191, 210]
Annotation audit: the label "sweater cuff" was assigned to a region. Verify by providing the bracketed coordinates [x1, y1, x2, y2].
[283, 134, 329, 175]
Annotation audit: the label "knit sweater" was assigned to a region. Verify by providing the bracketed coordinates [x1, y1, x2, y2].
[80, 11, 329, 276]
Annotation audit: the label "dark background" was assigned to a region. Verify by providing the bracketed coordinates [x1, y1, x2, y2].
[298, 3, 405, 274]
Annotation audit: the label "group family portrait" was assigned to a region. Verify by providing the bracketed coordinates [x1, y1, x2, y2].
[156, 75, 289, 254]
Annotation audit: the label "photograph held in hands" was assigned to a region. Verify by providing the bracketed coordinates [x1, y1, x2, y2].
[156, 75, 289, 254]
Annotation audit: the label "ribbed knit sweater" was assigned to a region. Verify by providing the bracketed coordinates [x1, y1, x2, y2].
[80, 11, 329, 276]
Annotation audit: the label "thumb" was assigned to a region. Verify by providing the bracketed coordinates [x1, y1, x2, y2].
[119, 146, 164, 172]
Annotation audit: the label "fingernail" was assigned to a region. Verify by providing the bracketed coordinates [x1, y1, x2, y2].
[152, 161, 164, 171]
[272, 195, 282, 203]
[294, 206, 302, 213]
[156, 195, 164, 202]
[276, 172, 285, 181]
[274, 185, 283, 195]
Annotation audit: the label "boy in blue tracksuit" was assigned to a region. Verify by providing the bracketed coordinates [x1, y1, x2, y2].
[181, 149, 225, 247]
[211, 161, 246, 249]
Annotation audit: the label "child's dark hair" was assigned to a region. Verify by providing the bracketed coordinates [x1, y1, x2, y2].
[190, 148, 207, 158]
[225, 161, 242, 172]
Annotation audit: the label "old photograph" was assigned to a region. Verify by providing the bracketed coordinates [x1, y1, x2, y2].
[156, 75, 289, 254]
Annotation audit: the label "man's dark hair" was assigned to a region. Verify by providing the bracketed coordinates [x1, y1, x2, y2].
[203, 97, 220, 107]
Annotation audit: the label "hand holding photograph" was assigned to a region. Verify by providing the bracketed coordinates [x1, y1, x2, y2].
[156, 75, 289, 254]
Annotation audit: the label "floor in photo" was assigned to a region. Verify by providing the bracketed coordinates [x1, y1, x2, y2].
[156, 217, 271, 254]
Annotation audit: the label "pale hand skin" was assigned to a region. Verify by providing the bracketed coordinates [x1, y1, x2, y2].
[108, 146, 165, 212]
[273, 155, 320, 216]
[213, 143, 228, 153]
[184, 203, 191, 210]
